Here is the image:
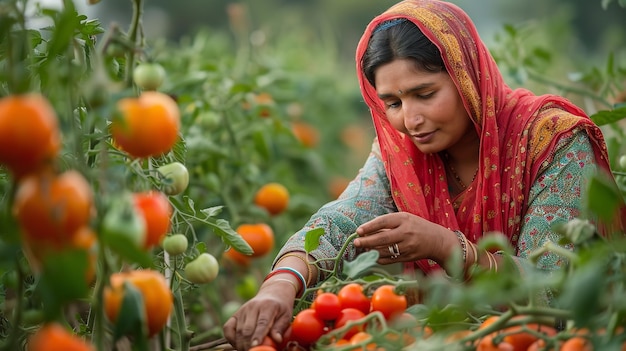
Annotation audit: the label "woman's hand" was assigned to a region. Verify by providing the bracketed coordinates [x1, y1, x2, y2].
[223, 280, 296, 351]
[354, 212, 456, 265]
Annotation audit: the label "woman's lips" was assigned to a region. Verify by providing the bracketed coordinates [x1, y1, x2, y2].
[412, 131, 435, 143]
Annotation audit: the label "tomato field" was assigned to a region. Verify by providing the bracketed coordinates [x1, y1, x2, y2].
[1, 0, 626, 350]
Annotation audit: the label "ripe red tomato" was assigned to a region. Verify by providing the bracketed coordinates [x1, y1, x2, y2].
[334, 308, 366, 340]
[132, 191, 172, 249]
[290, 308, 326, 346]
[370, 284, 407, 320]
[313, 292, 341, 321]
[337, 283, 370, 315]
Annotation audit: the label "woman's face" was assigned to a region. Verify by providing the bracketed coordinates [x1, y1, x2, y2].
[374, 58, 475, 155]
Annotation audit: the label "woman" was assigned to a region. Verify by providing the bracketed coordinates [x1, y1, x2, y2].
[223, 1, 624, 349]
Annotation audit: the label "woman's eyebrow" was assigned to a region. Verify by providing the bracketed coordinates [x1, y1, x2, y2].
[377, 82, 436, 99]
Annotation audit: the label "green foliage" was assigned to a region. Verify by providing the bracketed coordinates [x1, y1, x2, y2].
[0, 0, 625, 350]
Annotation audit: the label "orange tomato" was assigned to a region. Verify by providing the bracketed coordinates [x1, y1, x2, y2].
[328, 176, 351, 199]
[291, 121, 319, 148]
[223, 247, 252, 267]
[349, 331, 376, 350]
[235, 223, 275, 258]
[249, 346, 276, 351]
[560, 337, 593, 351]
[70, 226, 99, 284]
[104, 269, 173, 337]
[476, 315, 557, 351]
[476, 334, 514, 351]
[13, 170, 94, 247]
[370, 284, 407, 320]
[132, 191, 172, 249]
[110, 91, 180, 158]
[0, 93, 60, 178]
[254, 182, 290, 216]
[26, 323, 95, 351]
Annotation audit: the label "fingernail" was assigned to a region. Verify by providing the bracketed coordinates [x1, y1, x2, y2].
[251, 339, 259, 347]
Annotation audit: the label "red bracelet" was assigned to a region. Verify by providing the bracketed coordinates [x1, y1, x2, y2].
[263, 267, 306, 297]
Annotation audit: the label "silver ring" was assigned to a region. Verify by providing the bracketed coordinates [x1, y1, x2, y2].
[388, 243, 400, 259]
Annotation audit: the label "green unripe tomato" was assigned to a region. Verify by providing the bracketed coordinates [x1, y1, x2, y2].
[184, 253, 219, 284]
[102, 195, 146, 249]
[133, 62, 166, 91]
[162, 234, 188, 256]
[157, 162, 190, 196]
[619, 155, 626, 170]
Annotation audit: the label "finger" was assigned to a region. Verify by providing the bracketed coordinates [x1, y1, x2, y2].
[250, 309, 279, 348]
[356, 215, 391, 236]
[223, 316, 237, 345]
[355, 231, 396, 249]
[236, 311, 261, 350]
[269, 311, 293, 344]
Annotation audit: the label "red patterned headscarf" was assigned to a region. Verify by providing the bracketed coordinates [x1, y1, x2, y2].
[355, 0, 620, 274]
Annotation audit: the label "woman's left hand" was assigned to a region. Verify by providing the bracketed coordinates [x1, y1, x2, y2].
[353, 212, 454, 265]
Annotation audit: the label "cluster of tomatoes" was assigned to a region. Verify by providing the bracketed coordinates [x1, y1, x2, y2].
[250, 283, 416, 351]
[0, 80, 188, 346]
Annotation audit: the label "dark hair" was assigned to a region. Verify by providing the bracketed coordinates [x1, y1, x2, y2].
[361, 19, 444, 87]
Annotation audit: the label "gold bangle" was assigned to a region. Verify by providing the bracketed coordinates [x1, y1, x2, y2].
[492, 252, 499, 272]
[275, 253, 313, 286]
[486, 251, 494, 271]
[271, 278, 299, 295]
[467, 241, 478, 267]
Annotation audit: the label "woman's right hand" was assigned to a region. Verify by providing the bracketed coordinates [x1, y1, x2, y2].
[223, 280, 296, 351]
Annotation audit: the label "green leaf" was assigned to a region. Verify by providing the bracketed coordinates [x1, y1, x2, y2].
[556, 260, 605, 326]
[112, 282, 148, 342]
[342, 250, 379, 279]
[304, 228, 325, 253]
[199, 206, 224, 217]
[589, 106, 626, 126]
[585, 174, 622, 222]
[211, 218, 253, 254]
[37, 249, 92, 321]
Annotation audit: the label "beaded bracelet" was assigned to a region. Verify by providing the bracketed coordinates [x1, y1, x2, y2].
[275, 253, 313, 286]
[453, 230, 468, 264]
[263, 267, 307, 297]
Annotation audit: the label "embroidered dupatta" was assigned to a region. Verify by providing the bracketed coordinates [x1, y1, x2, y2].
[355, 0, 620, 274]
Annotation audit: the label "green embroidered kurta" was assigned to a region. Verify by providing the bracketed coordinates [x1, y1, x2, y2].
[275, 130, 595, 282]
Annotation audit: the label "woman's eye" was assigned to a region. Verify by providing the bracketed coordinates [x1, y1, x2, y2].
[418, 92, 435, 99]
[386, 101, 400, 109]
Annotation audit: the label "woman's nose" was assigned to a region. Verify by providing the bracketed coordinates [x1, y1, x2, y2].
[403, 102, 424, 130]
